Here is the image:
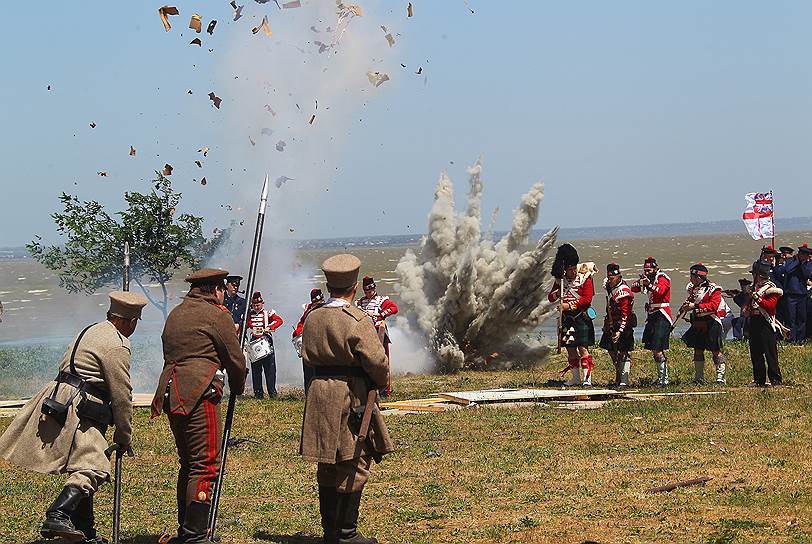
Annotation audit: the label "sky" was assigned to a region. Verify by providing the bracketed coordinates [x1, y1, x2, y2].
[0, 1, 810, 248]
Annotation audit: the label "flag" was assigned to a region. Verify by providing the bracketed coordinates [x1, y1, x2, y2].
[742, 191, 774, 240]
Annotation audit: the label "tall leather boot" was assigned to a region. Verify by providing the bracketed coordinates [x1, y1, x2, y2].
[41, 486, 87, 542]
[319, 486, 338, 544]
[71, 494, 110, 543]
[180, 501, 210, 544]
[336, 491, 378, 544]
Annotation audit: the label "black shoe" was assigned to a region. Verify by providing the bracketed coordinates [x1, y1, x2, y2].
[81, 538, 110, 544]
[336, 491, 378, 544]
[71, 494, 97, 540]
[41, 486, 87, 542]
[319, 486, 338, 544]
[180, 501, 210, 544]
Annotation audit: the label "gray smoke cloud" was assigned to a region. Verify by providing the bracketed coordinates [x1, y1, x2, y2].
[395, 159, 558, 373]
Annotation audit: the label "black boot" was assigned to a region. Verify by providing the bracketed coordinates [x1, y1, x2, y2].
[70, 494, 110, 543]
[180, 501, 210, 544]
[319, 486, 338, 544]
[41, 486, 87, 542]
[336, 491, 378, 544]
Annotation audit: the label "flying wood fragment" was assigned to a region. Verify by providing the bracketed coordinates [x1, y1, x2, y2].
[264, 104, 277, 116]
[407, 2, 413, 17]
[309, 114, 315, 124]
[251, 16, 272, 36]
[129, 146, 136, 156]
[195, 160, 202, 167]
[89, 122, 96, 128]
[200, 177, 207, 186]
[97, 171, 108, 177]
[366, 71, 390, 88]
[416, 66, 422, 74]
[282, 0, 301, 7]
[198, 146, 209, 156]
[163, 164, 173, 176]
[189, 13, 202, 33]
[190, 38, 202, 46]
[275, 176, 293, 188]
[158, 6, 179, 32]
[275, 140, 286, 152]
[381, 25, 395, 46]
[207, 20, 217, 34]
[230, 1, 244, 21]
[208, 92, 222, 108]
[249, 136, 256, 146]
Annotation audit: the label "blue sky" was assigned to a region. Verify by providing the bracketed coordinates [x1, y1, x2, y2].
[1, 1, 810, 247]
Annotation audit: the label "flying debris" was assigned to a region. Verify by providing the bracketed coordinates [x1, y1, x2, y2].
[282, 0, 301, 7]
[309, 114, 316, 124]
[252, 16, 272, 36]
[407, 2, 413, 17]
[264, 104, 277, 116]
[97, 171, 109, 177]
[366, 71, 390, 88]
[208, 92, 222, 108]
[416, 66, 422, 74]
[158, 6, 179, 32]
[289, 228, 295, 232]
[195, 160, 202, 167]
[230, 1, 244, 21]
[249, 136, 256, 146]
[198, 146, 209, 156]
[314, 40, 330, 53]
[189, 13, 202, 32]
[381, 25, 395, 46]
[395, 158, 557, 373]
[89, 122, 96, 129]
[207, 20, 217, 34]
[260, 128, 273, 136]
[200, 177, 207, 186]
[190, 38, 202, 46]
[47, 84, 52, 91]
[163, 164, 173, 176]
[275, 140, 286, 152]
[129, 146, 136, 156]
[275, 176, 294, 188]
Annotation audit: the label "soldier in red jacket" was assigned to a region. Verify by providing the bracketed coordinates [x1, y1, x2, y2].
[631, 256, 672, 386]
[745, 260, 785, 386]
[599, 263, 636, 386]
[246, 291, 284, 399]
[679, 263, 727, 384]
[549, 244, 596, 386]
[293, 288, 325, 394]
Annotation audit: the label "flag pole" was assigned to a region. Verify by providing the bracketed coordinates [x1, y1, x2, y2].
[771, 190, 775, 249]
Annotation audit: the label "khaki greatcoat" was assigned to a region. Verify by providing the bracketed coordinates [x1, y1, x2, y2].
[0, 320, 133, 477]
[300, 302, 394, 464]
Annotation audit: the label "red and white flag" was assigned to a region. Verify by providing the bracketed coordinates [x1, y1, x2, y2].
[742, 191, 774, 240]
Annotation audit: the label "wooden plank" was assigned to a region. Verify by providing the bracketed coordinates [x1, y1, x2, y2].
[646, 476, 712, 494]
[439, 388, 622, 404]
[379, 402, 448, 412]
[379, 397, 447, 406]
[624, 391, 726, 400]
[0, 400, 27, 409]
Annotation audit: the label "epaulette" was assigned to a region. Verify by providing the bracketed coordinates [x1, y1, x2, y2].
[213, 304, 230, 313]
[342, 305, 366, 322]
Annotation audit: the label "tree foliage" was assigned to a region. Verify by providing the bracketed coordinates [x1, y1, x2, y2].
[27, 172, 226, 317]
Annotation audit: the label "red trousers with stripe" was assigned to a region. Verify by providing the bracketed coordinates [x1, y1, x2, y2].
[168, 395, 222, 508]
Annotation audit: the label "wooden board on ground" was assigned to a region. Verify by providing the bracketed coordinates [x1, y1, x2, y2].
[624, 391, 727, 400]
[439, 388, 623, 405]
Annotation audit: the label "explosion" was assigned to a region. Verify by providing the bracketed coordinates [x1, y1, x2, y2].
[395, 159, 559, 372]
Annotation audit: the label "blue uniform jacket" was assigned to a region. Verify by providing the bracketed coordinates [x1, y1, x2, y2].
[223, 293, 247, 326]
[772, 257, 812, 296]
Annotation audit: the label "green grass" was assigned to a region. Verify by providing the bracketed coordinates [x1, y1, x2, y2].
[1, 341, 812, 543]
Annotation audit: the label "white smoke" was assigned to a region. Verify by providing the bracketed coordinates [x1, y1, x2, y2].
[395, 159, 558, 373]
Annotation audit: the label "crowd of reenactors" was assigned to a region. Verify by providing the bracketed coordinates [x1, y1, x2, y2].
[549, 242, 812, 389]
[0, 254, 393, 544]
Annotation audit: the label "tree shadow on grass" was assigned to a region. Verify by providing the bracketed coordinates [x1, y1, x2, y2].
[29, 536, 165, 544]
[252, 531, 322, 544]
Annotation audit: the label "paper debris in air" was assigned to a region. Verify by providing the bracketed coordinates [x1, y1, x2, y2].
[283, 0, 301, 7]
[261, 128, 273, 136]
[189, 14, 202, 33]
[163, 164, 173, 176]
[275, 140, 286, 152]
[230, 1, 244, 21]
[129, 146, 136, 156]
[190, 38, 202, 46]
[207, 20, 217, 34]
[208, 92, 222, 109]
[98, 171, 109, 177]
[275, 176, 294, 188]
[367, 71, 389, 88]
[265, 104, 277, 116]
[252, 16, 272, 36]
[407, 2, 413, 17]
[198, 146, 209, 156]
[158, 6, 179, 32]
[381, 25, 395, 47]
[195, 160, 202, 168]
[249, 136, 256, 146]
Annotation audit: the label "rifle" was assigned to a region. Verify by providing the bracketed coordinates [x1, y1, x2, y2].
[556, 281, 563, 353]
[104, 444, 134, 544]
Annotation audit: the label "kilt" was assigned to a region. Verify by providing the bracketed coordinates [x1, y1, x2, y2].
[561, 311, 594, 347]
[599, 326, 634, 352]
[642, 311, 671, 351]
[682, 315, 723, 352]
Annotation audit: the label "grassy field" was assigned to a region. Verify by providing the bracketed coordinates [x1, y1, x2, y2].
[1, 341, 812, 543]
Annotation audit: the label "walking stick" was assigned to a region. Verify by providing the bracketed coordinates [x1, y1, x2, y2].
[208, 175, 269, 540]
[105, 444, 133, 544]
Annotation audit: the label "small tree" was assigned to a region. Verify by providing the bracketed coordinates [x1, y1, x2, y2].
[28, 172, 227, 318]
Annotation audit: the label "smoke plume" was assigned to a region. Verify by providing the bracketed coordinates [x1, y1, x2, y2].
[395, 159, 558, 373]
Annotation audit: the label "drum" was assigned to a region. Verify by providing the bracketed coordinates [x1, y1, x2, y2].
[292, 334, 303, 358]
[247, 337, 273, 363]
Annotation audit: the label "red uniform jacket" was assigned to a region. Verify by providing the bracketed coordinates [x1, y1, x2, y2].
[685, 281, 724, 323]
[293, 302, 322, 338]
[631, 271, 672, 323]
[549, 275, 594, 311]
[604, 278, 634, 333]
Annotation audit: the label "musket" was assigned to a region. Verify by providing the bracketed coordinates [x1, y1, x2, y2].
[208, 174, 269, 539]
[556, 281, 563, 353]
[122, 241, 130, 292]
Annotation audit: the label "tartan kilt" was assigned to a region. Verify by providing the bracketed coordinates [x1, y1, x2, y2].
[642, 311, 671, 351]
[561, 311, 594, 347]
[599, 326, 634, 352]
[682, 315, 723, 351]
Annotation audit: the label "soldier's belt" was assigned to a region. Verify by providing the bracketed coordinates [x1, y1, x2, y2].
[312, 366, 369, 379]
[57, 371, 110, 403]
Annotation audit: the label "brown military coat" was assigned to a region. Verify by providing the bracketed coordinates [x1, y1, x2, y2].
[0, 320, 132, 476]
[152, 289, 246, 416]
[300, 301, 394, 464]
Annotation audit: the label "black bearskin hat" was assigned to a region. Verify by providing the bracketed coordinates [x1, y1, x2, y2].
[551, 243, 579, 279]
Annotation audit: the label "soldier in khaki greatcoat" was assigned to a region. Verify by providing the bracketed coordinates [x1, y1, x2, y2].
[151, 268, 246, 544]
[0, 291, 147, 543]
[300, 254, 394, 544]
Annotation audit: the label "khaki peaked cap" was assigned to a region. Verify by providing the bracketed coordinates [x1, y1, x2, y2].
[185, 268, 229, 284]
[108, 291, 148, 320]
[322, 254, 361, 289]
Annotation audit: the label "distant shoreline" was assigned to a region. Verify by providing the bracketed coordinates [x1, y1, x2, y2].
[2, 217, 811, 256]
